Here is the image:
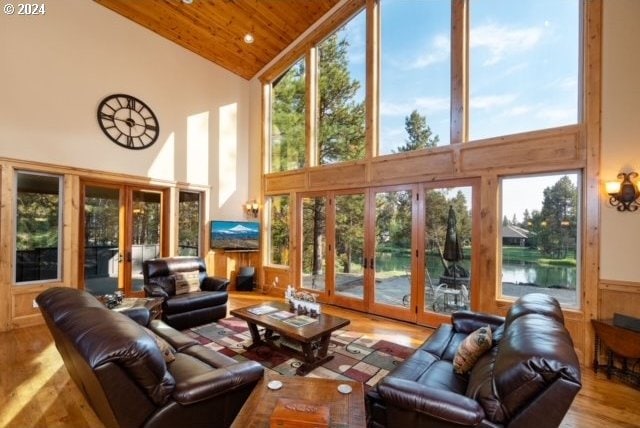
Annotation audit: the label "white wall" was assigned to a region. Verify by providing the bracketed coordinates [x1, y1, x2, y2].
[600, 0, 640, 281]
[0, 0, 252, 219]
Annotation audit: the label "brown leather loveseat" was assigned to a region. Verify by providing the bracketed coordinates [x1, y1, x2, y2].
[37, 287, 264, 428]
[367, 293, 581, 428]
[143, 256, 230, 330]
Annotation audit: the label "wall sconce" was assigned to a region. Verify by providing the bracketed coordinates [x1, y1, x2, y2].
[606, 172, 640, 212]
[245, 200, 259, 218]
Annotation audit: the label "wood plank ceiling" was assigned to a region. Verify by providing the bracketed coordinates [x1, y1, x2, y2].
[94, 0, 341, 80]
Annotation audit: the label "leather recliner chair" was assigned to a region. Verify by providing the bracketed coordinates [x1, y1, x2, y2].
[36, 287, 264, 428]
[143, 256, 229, 330]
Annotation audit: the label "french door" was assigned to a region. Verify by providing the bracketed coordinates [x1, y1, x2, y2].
[80, 181, 168, 297]
[295, 180, 477, 326]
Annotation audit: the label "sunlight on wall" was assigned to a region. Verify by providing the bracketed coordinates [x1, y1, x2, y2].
[148, 132, 176, 180]
[187, 111, 210, 185]
[218, 103, 238, 208]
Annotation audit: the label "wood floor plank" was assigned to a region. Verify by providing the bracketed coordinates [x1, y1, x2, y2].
[0, 292, 637, 427]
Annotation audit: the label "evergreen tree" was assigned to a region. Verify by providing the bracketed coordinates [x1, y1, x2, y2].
[395, 109, 439, 152]
[317, 34, 366, 164]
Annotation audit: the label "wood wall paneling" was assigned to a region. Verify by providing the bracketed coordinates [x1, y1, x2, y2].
[264, 171, 307, 193]
[370, 150, 454, 185]
[308, 163, 367, 189]
[460, 128, 580, 173]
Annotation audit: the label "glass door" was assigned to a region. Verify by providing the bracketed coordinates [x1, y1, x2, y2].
[300, 194, 327, 293]
[416, 181, 476, 326]
[332, 191, 367, 311]
[129, 189, 163, 293]
[370, 186, 417, 322]
[81, 182, 167, 297]
[82, 184, 122, 296]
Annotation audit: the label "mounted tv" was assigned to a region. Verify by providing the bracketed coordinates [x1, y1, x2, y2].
[210, 220, 260, 251]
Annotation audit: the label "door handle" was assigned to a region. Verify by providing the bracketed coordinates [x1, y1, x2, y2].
[363, 257, 368, 269]
[118, 252, 123, 263]
[370, 258, 374, 270]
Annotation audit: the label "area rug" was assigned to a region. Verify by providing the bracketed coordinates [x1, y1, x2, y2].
[183, 317, 415, 391]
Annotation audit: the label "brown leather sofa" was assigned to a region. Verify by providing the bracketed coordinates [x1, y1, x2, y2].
[142, 256, 230, 330]
[366, 293, 581, 428]
[36, 287, 264, 428]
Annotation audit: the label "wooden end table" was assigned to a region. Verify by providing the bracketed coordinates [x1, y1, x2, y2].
[231, 373, 365, 428]
[592, 319, 640, 386]
[230, 301, 350, 375]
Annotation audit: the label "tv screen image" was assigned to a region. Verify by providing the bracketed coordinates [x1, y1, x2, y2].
[210, 220, 259, 251]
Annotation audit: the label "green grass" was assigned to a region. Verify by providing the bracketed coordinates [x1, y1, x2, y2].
[502, 246, 576, 266]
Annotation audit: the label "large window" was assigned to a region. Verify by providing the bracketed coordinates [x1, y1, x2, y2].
[317, 10, 366, 165]
[270, 58, 306, 172]
[15, 171, 62, 283]
[469, 0, 579, 140]
[268, 195, 290, 265]
[379, 0, 451, 153]
[178, 191, 201, 256]
[501, 173, 580, 307]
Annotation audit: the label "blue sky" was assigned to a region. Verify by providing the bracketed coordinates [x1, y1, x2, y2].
[337, 0, 580, 220]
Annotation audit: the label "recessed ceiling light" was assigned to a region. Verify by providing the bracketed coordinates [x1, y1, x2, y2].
[243, 33, 255, 44]
[182, 0, 193, 4]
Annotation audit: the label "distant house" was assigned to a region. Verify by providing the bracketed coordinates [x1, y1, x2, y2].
[502, 225, 533, 247]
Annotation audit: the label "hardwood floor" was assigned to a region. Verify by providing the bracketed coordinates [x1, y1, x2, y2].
[1, 292, 639, 427]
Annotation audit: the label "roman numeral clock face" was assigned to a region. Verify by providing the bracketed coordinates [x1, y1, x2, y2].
[97, 94, 159, 150]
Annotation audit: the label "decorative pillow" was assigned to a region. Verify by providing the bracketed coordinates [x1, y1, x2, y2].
[143, 327, 176, 363]
[453, 325, 493, 374]
[174, 270, 200, 294]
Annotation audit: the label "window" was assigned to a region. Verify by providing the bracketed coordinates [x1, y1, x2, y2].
[379, 0, 451, 154]
[501, 173, 580, 307]
[15, 171, 62, 283]
[268, 195, 290, 265]
[178, 191, 201, 256]
[317, 10, 366, 165]
[469, 0, 579, 140]
[270, 58, 306, 172]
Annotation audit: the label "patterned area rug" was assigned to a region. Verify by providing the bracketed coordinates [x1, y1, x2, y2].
[184, 317, 415, 391]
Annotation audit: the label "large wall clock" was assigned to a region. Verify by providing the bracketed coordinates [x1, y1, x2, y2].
[97, 93, 159, 150]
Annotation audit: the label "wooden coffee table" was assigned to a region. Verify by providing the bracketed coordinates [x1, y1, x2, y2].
[230, 301, 350, 375]
[230, 373, 365, 428]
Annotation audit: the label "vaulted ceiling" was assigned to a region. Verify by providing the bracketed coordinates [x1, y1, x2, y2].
[94, 0, 341, 80]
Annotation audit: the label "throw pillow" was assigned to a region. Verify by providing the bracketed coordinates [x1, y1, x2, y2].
[143, 327, 176, 363]
[174, 270, 200, 294]
[453, 325, 493, 374]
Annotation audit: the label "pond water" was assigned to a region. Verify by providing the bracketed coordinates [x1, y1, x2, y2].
[502, 262, 576, 289]
[375, 252, 576, 289]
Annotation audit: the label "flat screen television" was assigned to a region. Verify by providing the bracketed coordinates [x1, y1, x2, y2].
[210, 220, 260, 251]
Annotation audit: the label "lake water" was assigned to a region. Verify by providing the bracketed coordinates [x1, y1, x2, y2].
[502, 262, 576, 289]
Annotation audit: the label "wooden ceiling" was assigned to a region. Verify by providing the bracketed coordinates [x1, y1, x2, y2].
[94, 0, 341, 80]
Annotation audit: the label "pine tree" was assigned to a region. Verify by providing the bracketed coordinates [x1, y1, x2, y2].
[395, 109, 439, 152]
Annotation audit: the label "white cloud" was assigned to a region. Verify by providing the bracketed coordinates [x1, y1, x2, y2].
[471, 24, 544, 66]
[470, 94, 517, 110]
[536, 107, 575, 122]
[405, 34, 450, 70]
[380, 97, 449, 117]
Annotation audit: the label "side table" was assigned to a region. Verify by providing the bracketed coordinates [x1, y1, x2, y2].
[592, 319, 640, 387]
